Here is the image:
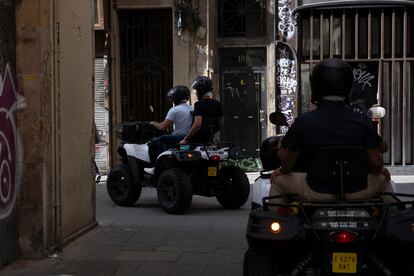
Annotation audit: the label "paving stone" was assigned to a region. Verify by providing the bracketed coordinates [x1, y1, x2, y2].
[203, 263, 243, 276]
[115, 250, 182, 262]
[134, 261, 208, 276]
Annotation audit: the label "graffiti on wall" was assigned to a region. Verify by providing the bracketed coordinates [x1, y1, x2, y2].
[0, 64, 25, 220]
[276, 43, 297, 132]
[278, 0, 295, 41]
[348, 62, 379, 115]
[223, 157, 263, 172]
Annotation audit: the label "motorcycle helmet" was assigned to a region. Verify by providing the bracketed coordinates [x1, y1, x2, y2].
[310, 58, 354, 104]
[191, 76, 213, 99]
[167, 85, 190, 103]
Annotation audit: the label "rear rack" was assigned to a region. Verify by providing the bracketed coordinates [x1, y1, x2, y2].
[262, 192, 414, 210]
[262, 193, 414, 242]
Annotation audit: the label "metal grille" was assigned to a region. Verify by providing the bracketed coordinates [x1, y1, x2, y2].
[298, 7, 414, 166]
[119, 9, 173, 122]
[218, 0, 266, 37]
[94, 58, 108, 173]
[220, 71, 264, 157]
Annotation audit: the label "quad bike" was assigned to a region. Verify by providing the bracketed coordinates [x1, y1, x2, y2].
[244, 145, 414, 276]
[244, 108, 414, 275]
[106, 121, 250, 214]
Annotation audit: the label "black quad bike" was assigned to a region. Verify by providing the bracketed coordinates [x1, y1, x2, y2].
[106, 121, 250, 214]
[244, 146, 414, 276]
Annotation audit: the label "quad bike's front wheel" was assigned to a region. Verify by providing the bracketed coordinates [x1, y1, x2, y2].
[106, 164, 141, 206]
[156, 168, 193, 214]
[216, 165, 250, 209]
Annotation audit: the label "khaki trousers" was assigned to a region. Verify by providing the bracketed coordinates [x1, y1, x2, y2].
[269, 173, 393, 205]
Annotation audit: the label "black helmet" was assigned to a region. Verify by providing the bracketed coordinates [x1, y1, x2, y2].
[167, 85, 190, 103]
[191, 76, 213, 99]
[310, 58, 354, 104]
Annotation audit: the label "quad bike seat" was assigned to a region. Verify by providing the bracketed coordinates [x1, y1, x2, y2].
[307, 146, 369, 201]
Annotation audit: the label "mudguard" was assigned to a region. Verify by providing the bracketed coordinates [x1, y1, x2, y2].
[246, 209, 305, 242]
[384, 209, 414, 242]
[123, 143, 150, 163]
[252, 174, 271, 209]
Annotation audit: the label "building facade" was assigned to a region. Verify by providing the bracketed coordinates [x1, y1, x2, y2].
[1, 0, 96, 266]
[103, 0, 414, 173]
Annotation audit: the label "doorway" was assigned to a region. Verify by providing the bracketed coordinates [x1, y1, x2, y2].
[219, 48, 267, 159]
[119, 9, 173, 122]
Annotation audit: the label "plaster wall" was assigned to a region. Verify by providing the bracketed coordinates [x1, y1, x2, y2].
[16, 0, 55, 257]
[55, 0, 95, 239]
[15, 0, 95, 256]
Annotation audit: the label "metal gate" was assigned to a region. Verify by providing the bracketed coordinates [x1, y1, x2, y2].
[221, 72, 264, 157]
[119, 9, 173, 122]
[219, 48, 267, 157]
[298, 6, 414, 168]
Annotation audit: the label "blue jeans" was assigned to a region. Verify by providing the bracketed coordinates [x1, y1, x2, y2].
[148, 134, 185, 166]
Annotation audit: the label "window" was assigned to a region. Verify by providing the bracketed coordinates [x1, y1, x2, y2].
[218, 0, 266, 37]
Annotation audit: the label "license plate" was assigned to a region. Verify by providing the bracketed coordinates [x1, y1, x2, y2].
[208, 167, 217, 177]
[332, 252, 357, 274]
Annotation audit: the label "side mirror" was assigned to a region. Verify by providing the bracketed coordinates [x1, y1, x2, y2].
[367, 106, 386, 119]
[269, 112, 289, 126]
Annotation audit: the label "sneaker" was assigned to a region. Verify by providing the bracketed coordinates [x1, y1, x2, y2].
[95, 174, 101, 183]
[144, 167, 155, 175]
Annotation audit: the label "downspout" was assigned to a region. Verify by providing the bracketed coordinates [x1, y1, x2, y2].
[49, 0, 63, 252]
[206, 0, 209, 78]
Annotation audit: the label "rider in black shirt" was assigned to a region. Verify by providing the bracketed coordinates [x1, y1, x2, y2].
[180, 76, 224, 144]
[270, 59, 392, 202]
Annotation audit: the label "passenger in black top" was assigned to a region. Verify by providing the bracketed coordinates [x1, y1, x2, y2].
[269, 59, 392, 204]
[179, 76, 224, 144]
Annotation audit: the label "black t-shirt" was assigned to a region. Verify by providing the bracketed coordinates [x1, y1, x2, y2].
[191, 98, 223, 143]
[281, 101, 380, 193]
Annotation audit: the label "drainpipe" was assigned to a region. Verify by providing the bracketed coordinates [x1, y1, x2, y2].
[49, 0, 63, 252]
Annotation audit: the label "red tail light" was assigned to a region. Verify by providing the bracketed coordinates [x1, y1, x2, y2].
[277, 207, 293, 216]
[330, 231, 358, 243]
[210, 155, 220, 161]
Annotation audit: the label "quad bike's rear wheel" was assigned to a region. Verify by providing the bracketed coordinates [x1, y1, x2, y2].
[107, 164, 141, 206]
[156, 168, 193, 214]
[216, 165, 250, 209]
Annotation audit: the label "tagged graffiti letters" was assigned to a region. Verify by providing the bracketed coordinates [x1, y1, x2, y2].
[276, 45, 297, 128]
[278, 0, 295, 41]
[353, 63, 375, 90]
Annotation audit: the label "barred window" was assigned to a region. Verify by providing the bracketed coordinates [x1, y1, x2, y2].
[218, 0, 266, 37]
[299, 7, 414, 166]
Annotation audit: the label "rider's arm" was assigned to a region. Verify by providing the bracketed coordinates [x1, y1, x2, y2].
[277, 146, 288, 161]
[280, 149, 300, 174]
[366, 148, 384, 174]
[150, 119, 172, 131]
[218, 116, 224, 127]
[180, 115, 202, 143]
